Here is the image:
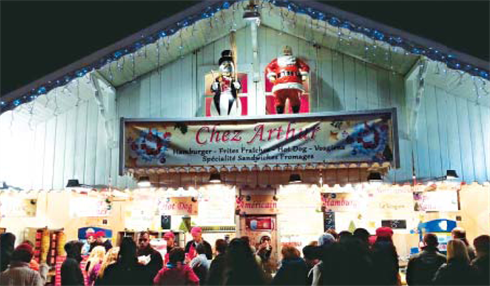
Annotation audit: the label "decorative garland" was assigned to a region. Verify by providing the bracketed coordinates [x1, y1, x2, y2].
[1, 0, 488, 114]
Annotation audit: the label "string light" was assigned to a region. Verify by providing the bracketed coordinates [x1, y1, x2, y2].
[2, 0, 488, 114]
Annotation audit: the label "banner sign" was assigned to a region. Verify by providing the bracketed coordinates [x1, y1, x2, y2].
[157, 197, 198, 216]
[368, 193, 415, 212]
[321, 192, 414, 212]
[121, 109, 398, 171]
[321, 193, 363, 212]
[70, 197, 110, 217]
[0, 197, 37, 218]
[414, 191, 459, 212]
[236, 195, 278, 215]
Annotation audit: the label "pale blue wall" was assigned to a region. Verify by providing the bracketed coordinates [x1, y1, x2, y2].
[3, 26, 487, 191]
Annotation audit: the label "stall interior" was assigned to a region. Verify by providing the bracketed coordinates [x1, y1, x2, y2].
[0, 181, 488, 272]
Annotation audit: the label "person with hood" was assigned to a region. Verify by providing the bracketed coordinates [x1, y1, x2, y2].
[222, 238, 266, 286]
[271, 245, 308, 286]
[433, 239, 477, 285]
[61, 240, 85, 286]
[406, 233, 446, 285]
[136, 231, 163, 284]
[311, 233, 336, 286]
[102, 237, 145, 285]
[0, 232, 16, 272]
[207, 239, 227, 286]
[0, 243, 48, 286]
[470, 235, 489, 286]
[371, 227, 400, 285]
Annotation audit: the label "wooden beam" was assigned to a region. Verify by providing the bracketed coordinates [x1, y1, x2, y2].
[408, 58, 428, 140]
[90, 72, 117, 149]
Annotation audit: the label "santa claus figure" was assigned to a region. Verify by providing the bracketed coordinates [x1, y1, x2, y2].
[211, 50, 241, 116]
[265, 46, 310, 114]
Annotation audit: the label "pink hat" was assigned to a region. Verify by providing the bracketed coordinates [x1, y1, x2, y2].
[95, 231, 106, 238]
[163, 232, 175, 239]
[86, 232, 95, 239]
[190, 227, 202, 235]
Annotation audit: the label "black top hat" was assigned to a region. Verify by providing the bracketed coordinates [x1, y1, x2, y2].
[219, 50, 234, 65]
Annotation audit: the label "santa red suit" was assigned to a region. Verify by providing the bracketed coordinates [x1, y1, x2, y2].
[265, 53, 310, 114]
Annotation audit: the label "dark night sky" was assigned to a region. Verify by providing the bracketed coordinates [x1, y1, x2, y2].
[1, 1, 488, 96]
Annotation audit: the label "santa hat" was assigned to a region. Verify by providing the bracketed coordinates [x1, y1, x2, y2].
[376, 227, 394, 238]
[163, 232, 175, 239]
[190, 227, 202, 236]
[86, 232, 96, 239]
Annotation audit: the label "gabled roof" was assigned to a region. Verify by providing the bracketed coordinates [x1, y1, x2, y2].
[1, 0, 488, 117]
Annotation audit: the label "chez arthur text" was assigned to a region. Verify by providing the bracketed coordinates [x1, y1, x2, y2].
[195, 122, 321, 145]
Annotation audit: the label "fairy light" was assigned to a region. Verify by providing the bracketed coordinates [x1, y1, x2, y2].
[2, 0, 488, 114]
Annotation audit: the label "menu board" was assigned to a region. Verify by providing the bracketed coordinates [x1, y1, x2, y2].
[198, 188, 235, 226]
[125, 199, 157, 230]
[0, 196, 37, 217]
[414, 191, 459, 212]
[69, 197, 110, 217]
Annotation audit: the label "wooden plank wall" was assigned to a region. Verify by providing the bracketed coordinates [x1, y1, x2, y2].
[0, 97, 110, 190]
[1, 25, 489, 190]
[414, 83, 490, 183]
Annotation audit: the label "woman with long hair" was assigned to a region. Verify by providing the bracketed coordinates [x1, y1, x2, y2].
[85, 246, 106, 286]
[61, 240, 85, 286]
[101, 237, 145, 285]
[433, 239, 477, 285]
[223, 238, 266, 286]
[96, 247, 119, 282]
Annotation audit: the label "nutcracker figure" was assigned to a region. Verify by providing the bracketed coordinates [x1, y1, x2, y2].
[265, 46, 310, 114]
[210, 50, 241, 116]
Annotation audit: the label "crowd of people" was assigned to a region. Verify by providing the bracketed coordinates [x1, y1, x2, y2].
[0, 226, 488, 286]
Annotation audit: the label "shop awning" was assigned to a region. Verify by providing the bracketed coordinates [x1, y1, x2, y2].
[127, 162, 390, 188]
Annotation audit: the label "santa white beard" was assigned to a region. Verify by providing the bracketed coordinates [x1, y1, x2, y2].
[277, 55, 296, 67]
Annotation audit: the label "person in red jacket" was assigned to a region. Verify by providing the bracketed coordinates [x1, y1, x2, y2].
[153, 247, 199, 286]
[265, 46, 310, 114]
